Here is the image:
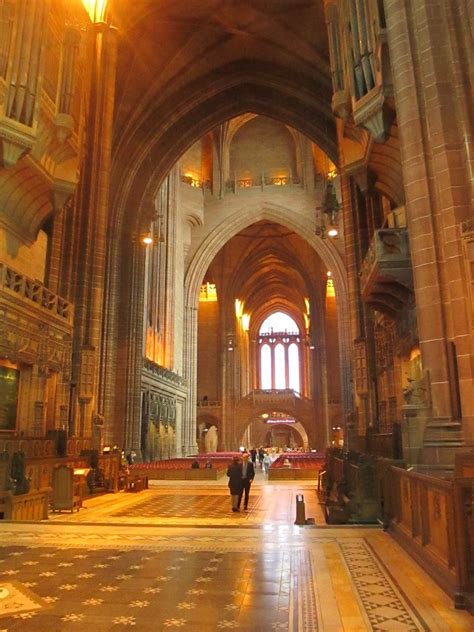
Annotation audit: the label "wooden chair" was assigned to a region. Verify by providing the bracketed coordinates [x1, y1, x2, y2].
[52, 465, 82, 513]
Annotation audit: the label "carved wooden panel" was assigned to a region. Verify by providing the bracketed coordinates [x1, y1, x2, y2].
[354, 339, 368, 395]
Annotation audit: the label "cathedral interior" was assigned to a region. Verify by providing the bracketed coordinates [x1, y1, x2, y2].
[0, 0, 473, 629]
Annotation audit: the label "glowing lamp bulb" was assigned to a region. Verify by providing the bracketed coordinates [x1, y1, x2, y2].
[327, 228, 338, 237]
[143, 236, 153, 245]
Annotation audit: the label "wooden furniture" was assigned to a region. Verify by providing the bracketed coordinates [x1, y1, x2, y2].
[383, 449, 474, 614]
[125, 476, 148, 492]
[52, 465, 82, 512]
[0, 488, 51, 520]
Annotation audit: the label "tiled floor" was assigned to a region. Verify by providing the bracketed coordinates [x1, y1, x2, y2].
[48, 473, 326, 527]
[0, 473, 472, 631]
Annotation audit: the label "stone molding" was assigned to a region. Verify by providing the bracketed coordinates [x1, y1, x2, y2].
[143, 358, 188, 389]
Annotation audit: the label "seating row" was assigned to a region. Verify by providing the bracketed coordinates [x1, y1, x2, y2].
[132, 459, 229, 470]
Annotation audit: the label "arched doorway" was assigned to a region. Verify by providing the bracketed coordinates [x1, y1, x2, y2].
[240, 413, 309, 451]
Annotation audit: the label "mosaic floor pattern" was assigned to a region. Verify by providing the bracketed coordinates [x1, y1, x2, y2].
[0, 544, 315, 631]
[48, 482, 324, 527]
[111, 493, 260, 519]
[1, 480, 472, 631]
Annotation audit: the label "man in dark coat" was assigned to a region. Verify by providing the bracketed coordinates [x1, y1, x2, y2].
[227, 456, 243, 512]
[238, 452, 255, 511]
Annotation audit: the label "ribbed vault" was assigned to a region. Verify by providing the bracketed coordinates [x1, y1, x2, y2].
[108, 0, 335, 237]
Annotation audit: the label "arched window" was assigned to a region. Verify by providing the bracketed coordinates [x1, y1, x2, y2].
[260, 345, 272, 390]
[258, 311, 301, 392]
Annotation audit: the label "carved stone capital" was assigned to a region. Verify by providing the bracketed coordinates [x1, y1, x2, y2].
[331, 89, 351, 120]
[352, 86, 394, 143]
[0, 118, 35, 168]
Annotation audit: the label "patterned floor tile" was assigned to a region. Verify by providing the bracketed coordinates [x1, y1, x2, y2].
[0, 545, 317, 631]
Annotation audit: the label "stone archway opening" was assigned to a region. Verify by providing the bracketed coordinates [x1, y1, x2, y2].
[197, 414, 220, 453]
[239, 413, 309, 451]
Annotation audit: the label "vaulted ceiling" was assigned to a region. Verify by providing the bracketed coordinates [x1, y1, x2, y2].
[207, 221, 326, 323]
[109, 0, 336, 192]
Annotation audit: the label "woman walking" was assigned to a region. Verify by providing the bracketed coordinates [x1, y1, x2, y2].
[227, 456, 243, 512]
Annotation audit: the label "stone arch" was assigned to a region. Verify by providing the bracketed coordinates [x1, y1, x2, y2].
[241, 420, 309, 451]
[110, 62, 336, 240]
[183, 201, 351, 416]
[185, 203, 347, 307]
[252, 306, 303, 338]
[237, 409, 311, 451]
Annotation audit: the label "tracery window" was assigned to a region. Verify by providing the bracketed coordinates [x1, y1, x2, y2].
[258, 312, 301, 392]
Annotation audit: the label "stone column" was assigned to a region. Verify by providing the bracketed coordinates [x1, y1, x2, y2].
[182, 304, 198, 454]
[339, 173, 373, 445]
[385, 0, 473, 450]
[122, 241, 146, 453]
[69, 21, 117, 441]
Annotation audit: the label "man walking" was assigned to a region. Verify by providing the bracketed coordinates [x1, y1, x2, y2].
[238, 452, 255, 511]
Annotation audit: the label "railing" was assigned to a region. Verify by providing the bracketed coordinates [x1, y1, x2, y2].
[383, 462, 474, 612]
[197, 400, 221, 408]
[225, 173, 302, 194]
[0, 262, 72, 323]
[143, 358, 187, 387]
[359, 228, 411, 289]
[242, 389, 304, 406]
[366, 432, 395, 458]
[1, 488, 51, 521]
[0, 436, 91, 459]
[22, 453, 121, 494]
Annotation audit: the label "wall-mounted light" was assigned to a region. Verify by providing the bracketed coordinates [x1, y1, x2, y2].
[142, 235, 153, 245]
[199, 282, 218, 302]
[235, 298, 244, 319]
[81, 0, 108, 22]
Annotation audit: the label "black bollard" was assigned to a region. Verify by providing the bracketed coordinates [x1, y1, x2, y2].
[294, 493, 306, 525]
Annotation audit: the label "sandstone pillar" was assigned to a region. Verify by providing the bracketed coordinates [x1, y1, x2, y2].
[69, 21, 118, 443]
[385, 0, 473, 453]
[182, 304, 198, 454]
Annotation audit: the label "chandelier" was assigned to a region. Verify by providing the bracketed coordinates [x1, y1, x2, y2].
[315, 178, 340, 239]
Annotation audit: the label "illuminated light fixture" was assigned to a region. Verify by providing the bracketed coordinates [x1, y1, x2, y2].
[309, 344, 315, 350]
[315, 176, 340, 239]
[326, 278, 336, 298]
[182, 172, 201, 187]
[81, 0, 108, 22]
[327, 271, 332, 277]
[235, 298, 244, 319]
[261, 413, 269, 419]
[199, 282, 217, 302]
[242, 313, 250, 332]
[142, 235, 153, 245]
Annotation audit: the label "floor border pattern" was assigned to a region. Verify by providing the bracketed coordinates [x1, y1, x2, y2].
[338, 539, 428, 631]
